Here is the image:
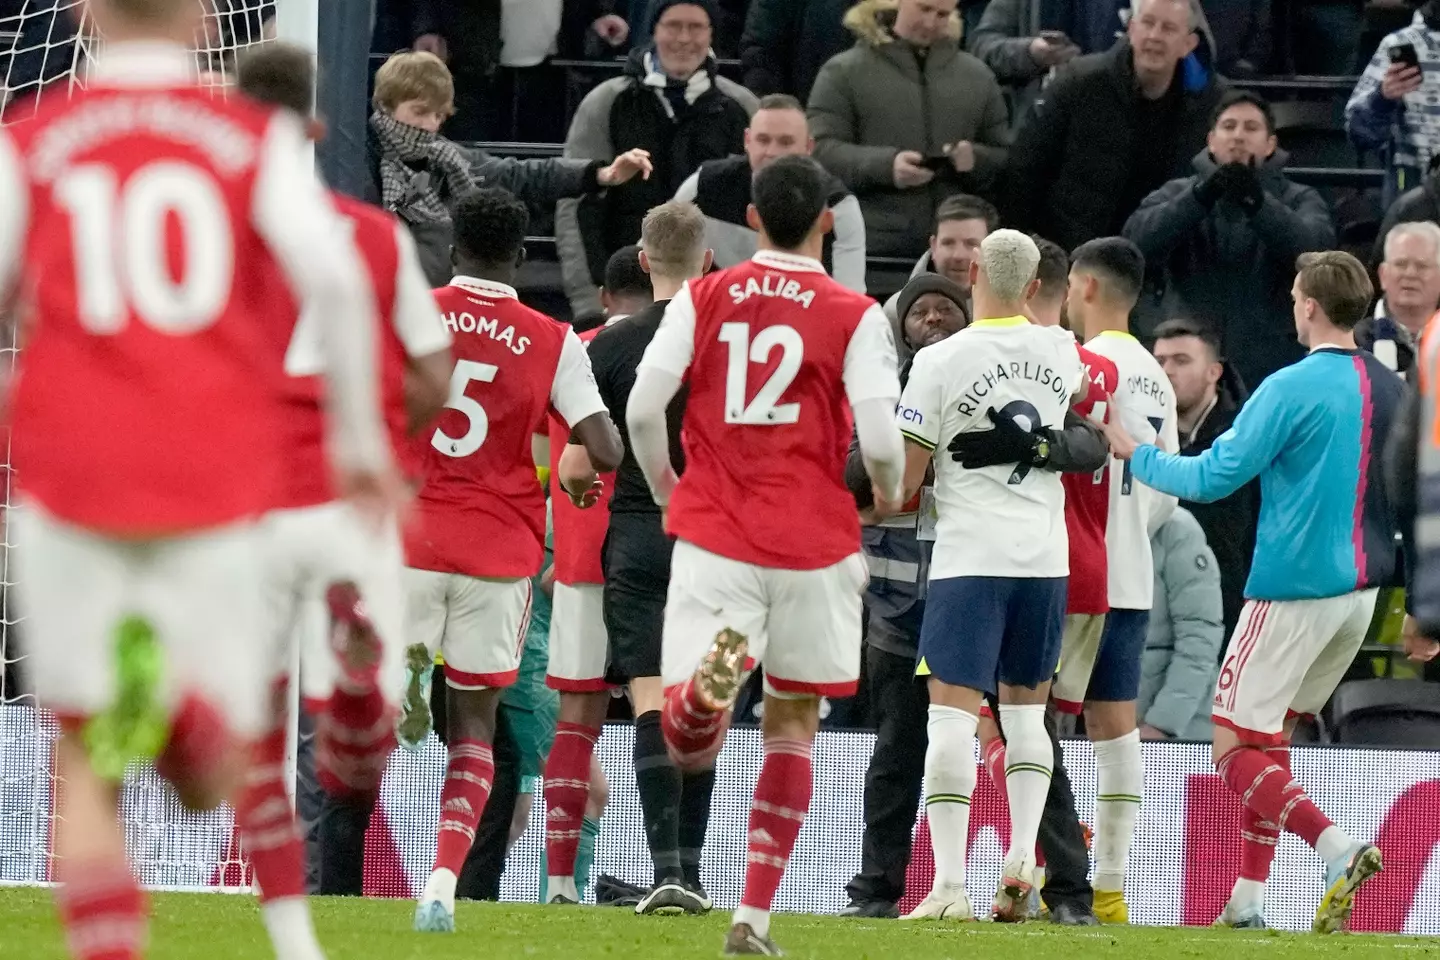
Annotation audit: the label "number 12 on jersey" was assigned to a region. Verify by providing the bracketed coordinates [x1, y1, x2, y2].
[719, 321, 803, 425]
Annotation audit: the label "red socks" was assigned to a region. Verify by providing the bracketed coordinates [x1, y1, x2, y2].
[234, 723, 305, 903]
[433, 739, 494, 874]
[154, 694, 234, 811]
[1238, 745, 1288, 882]
[544, 722, 600, 877]
[1218, 743, 1332, 848]
[316, 684, 395, 800]
[661, 679, 728, 769]
[741, 737, 813, 913]
[55, 862, 147, 960]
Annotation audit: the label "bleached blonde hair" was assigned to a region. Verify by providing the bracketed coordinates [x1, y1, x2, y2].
[978, 229, 1040, 303]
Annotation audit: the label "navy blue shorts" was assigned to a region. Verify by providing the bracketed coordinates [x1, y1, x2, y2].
[1086, 607, 1151, 703]
[916, 576, 1067, 695]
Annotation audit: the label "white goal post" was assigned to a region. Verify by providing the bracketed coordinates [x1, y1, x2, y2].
[0, 0, 319, 891]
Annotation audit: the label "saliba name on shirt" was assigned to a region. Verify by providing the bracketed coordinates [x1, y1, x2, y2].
[727, 273, 816, 309]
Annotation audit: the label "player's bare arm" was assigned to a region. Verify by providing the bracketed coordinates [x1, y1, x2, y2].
[562, 412, 622, 508]
[405, 348, 451, 430]
[899, 440, 934, 506]
[557, 431, 606, 509]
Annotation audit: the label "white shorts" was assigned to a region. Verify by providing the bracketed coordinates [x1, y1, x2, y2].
[13, 499, 270, 738]
[547, 581, 609, 692]
[660, 540, 866, 698]
[263, 501, 407, 711]
[1051, 613, 1107, 715]
[1213, 590, 1378, 744]
[404, 568, 532, 690]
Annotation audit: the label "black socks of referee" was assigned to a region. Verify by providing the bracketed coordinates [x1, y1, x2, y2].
[678, 765, 715, 891]
[635, 710, 684, 886]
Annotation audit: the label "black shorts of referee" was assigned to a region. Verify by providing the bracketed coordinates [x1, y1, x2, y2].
[602, 510, 673, 686]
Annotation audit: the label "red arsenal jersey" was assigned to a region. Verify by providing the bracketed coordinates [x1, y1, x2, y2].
[549, 325, 614, 586]
[637, 251, 899, 570]
[1, 47, 380, 535]
[277, 194, 451, 509]
[1062, 343, 1118, 615]
[404, 277, 606, 579]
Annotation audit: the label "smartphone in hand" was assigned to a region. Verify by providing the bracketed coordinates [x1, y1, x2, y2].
[1391, 43, 1421, 71]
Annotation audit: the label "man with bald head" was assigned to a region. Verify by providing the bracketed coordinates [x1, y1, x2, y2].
[1005, 0, 1225, 251]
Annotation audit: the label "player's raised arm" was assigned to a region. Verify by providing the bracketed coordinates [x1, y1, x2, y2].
[390, 222, 452, 428]
[252, 112, 389, 478]
[628, 281, 696, 507]
[845, 303, 905, 512]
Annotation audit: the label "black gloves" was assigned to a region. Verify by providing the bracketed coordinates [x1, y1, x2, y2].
[948, 408, 1049, 469]
[1194, 161, 1265, 214]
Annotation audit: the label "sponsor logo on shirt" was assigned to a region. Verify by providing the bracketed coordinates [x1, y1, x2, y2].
[898, 406, 924, 424]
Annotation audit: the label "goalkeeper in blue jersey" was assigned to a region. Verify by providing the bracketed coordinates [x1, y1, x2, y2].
[1103, 251, 1401, 934]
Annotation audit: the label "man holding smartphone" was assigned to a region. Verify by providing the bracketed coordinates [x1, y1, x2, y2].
[1346, 5, 1440, 206]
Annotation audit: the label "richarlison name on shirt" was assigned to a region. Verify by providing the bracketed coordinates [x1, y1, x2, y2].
[955, 360, 1069, 416]
[729, 273, 816, 309]
[441, 311, 531, 355]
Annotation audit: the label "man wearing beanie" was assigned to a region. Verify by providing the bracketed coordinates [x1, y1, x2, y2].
[558, 0, 758, 322]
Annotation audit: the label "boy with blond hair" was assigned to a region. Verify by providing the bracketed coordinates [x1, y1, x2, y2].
[368, 50, 653, 287]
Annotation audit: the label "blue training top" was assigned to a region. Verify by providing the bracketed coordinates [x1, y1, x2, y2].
[1132, 347, 1404, 602]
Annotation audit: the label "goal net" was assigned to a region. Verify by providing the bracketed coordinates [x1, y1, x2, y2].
[0, 0, 283, 891]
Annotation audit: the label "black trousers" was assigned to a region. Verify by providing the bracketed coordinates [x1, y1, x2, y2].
[314, 667, 523, 898]
[846, 644, 1093, 912]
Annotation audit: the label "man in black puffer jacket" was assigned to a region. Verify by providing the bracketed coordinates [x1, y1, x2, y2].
[1003, 0, 1224, 252]
[557, 0, 758, 323]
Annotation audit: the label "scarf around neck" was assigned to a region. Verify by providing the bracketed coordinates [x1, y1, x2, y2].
[640, 47, 715, 120]
[369, 110, 478, 225]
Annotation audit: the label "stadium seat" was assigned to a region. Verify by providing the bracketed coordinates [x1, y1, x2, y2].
[1272, 99, 1355, 170]
[1327, 679, 1440, 748]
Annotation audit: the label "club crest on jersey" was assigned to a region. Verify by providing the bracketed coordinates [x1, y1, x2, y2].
[728, 274, 816, 309]
[957, 360, 1068, 416]
[441, 311, 530, 355]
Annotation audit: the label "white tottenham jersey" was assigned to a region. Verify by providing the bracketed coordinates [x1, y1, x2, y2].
[897, 317, 1085, 579]
[1085, 331, 1179, 610]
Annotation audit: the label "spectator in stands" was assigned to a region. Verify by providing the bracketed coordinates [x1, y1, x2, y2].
[1123, 90, 1334, 388]
[881, 194, 999, 322]
[807, 0, 1011, 258]
[1137, 508, 1224, 741]
[675, 95, 868, 291]
[1345, 3, 1440, 207]
[556, 0, 759, 322]
[1356, 220, 1440, 376]
[739, 0, 853, 101]
[1373, 155, 1440, 269]
[367, 51, 654, 287]
[630, 0, 752, 57]
[410, 0, 632, 142]
[1003, 0, 1224, 252]
[966, 1, 1082, 130]
[1152, 319, 1255, 643]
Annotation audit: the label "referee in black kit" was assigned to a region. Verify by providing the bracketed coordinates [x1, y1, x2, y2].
[557, 200, 718, 915]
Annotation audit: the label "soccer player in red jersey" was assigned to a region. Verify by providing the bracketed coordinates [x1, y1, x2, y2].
[0, 3, 394, 959]
[628, 156, 906, 956]
[402, 187, 623, 932]
[230, 46, 452, 960]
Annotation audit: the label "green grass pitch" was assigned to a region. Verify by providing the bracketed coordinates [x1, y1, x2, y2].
[1, 888, 1434, 959]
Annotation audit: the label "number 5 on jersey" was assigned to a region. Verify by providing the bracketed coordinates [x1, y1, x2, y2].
[720, 321, 803, 425]
[433, 360, 498, 457]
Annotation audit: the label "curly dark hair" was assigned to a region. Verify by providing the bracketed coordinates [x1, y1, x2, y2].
[453, 187, 529, 267]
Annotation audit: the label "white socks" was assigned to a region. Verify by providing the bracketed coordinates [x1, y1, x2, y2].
[733, 904, 770, 938]
[421, 867, 458, 912]
[261, 898, 325, 960]
[1094, 729, 1143, 892]
[1316, 826, 1355, 868]
[997, 703, 1052, 870]
[1230, 877, 1265, 913]
[546, 875, 579, 904]
[924, 704, 979, 890]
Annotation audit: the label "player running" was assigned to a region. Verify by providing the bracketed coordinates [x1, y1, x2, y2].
[0, 3, 393, 959]
[403, 187, 622, 932]
[558, 203, 719, 914]
[1060, 238, 1178, 923]
[229, 45, 452, 960]
[897, 231, 1085, 924]
[629, 156, 905, 956]
[1104, 251, 1400, 933]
